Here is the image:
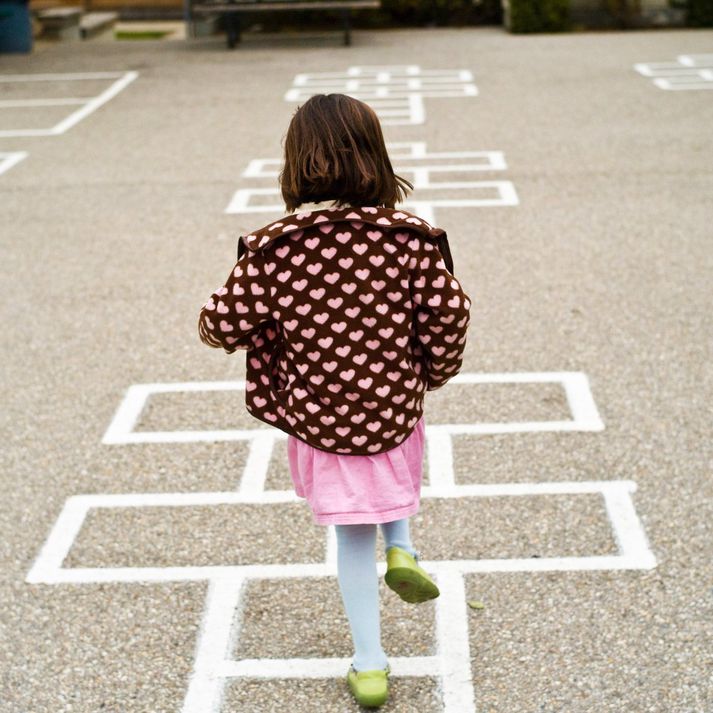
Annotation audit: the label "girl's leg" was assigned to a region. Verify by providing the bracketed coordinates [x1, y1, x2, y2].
[380, 517, 419, 558]
[334, 523, 389, 672]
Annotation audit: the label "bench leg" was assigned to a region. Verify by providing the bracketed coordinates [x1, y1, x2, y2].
[225, 14, 241, 49]
[341, 8, 350, 46]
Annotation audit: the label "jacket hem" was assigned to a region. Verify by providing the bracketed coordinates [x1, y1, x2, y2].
[254, 411, 423, 457]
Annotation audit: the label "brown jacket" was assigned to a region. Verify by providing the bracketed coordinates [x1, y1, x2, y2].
[198, 204, 471, 455]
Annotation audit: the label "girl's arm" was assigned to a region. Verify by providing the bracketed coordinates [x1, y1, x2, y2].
[410, 237, 472, 391]
[198, 246, 274, 353]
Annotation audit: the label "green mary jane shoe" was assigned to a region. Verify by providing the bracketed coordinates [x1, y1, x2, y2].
[384, 546, 440, 604]
[347, 663, 390, 708]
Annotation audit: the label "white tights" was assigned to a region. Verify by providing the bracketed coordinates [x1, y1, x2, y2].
[334, 518, 418, 671]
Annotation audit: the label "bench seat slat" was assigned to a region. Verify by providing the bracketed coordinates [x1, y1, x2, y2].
[193, 0, 378, 11]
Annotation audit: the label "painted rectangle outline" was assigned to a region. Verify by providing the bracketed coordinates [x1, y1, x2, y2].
[225, 181, 518, 214]
[25, 478, 655, 586]
[101, 372, 603, 446]
[242, 151, 507, 178]
[0, 71, 138, 137]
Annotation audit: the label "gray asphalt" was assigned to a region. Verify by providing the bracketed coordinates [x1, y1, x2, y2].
[1, 23, 712, 713]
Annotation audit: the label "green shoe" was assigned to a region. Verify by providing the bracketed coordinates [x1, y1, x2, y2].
[346, 663, 390, 708]
[384, 546, 440, 604]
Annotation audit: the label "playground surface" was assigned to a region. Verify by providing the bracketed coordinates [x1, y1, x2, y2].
[1, 24, 712, 713]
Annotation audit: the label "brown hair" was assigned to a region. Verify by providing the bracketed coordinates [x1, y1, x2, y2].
[279, 94, 414, 212]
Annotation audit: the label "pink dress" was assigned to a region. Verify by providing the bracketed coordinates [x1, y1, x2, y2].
[287, 415, 426, 525]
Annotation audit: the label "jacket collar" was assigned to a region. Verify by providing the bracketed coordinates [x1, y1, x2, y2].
[240, 205, 446, 253]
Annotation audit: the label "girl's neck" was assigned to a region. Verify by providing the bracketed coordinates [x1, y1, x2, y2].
[289, 199, 351, 214]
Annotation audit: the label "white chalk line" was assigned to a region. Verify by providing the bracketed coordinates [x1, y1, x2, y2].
[634, 57, 713, 90]
[0, 151, 28, 176]
[286, 65, 477, 125]
[26, 479, 655, 585]
[0, 71, 138, 138]
[28, 372, 659, 712]
[101, 372, 602, 445]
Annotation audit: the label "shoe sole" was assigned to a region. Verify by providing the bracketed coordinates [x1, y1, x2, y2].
[347, 685, 388, 708]
[385, 566, 440, 603]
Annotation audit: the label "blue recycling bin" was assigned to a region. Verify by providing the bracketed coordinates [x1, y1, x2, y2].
[0, 0, 33, 53]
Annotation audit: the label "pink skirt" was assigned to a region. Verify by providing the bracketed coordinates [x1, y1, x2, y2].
[287, 416, 426, 525]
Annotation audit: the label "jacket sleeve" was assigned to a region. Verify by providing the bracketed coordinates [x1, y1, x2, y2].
[409, 236, 471, 391]
[198, 243, 274, 353]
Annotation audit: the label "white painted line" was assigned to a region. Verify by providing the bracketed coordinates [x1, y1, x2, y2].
[182, 577, 245, 713]
[602, 484, 657, 568]
[0, 71, 138, 138]
[219, 655, 438, 678]
[25, 479, 655, 585]
[102, 372, 601, 445]
[677, 54, 713, 67]
[286, 65, 477, 125]
[0, 151, 28, 176]
[0, 71, 135, 82]
[325, 525, 338, 567]
[225, 182, 518, 215]
[0, 98, 88, 108]
[51, 70, 138, 135]
[242, 152, 507, 179]
[436, 570, 476, 712]
[426, 427, 455, 488]
[239, 430, 276, 494]
[634, 57, 713, 90]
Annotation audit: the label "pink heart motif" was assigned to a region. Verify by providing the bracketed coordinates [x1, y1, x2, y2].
[392, 212, 408, 219]
[335, 232, 352, 244]
[318, 224, 334, 234]
[305, 237, 320, 249]
[362, 207, 378, 214]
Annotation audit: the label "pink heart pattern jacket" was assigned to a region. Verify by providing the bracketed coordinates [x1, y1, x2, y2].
[198, 205, 471, 455]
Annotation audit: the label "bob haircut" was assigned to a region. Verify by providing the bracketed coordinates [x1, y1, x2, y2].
[279, 93, 414, 212]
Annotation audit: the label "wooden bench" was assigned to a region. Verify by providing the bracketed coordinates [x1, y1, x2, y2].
[189, 0, 380, 49]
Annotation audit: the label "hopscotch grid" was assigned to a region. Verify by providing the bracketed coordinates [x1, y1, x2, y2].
[226, 141, 517, 223]
[26, 479, 651, 585]
[0, 71, 138, 137]
[101, 372, 604, 446]
[19, 59, 656, 712]
[28, 479, 654, 713]
[285, 65, 478, 125]
[30, 371, 657, 712]
[634, 56, 713, 90]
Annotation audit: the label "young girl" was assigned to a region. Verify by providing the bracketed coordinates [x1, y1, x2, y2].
[199, 93, 471, 708]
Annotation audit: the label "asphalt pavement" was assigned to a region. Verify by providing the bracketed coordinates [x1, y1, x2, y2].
[1, 23, 712, 713]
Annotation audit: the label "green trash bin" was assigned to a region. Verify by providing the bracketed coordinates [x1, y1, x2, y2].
[0, 0, 33, 53]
